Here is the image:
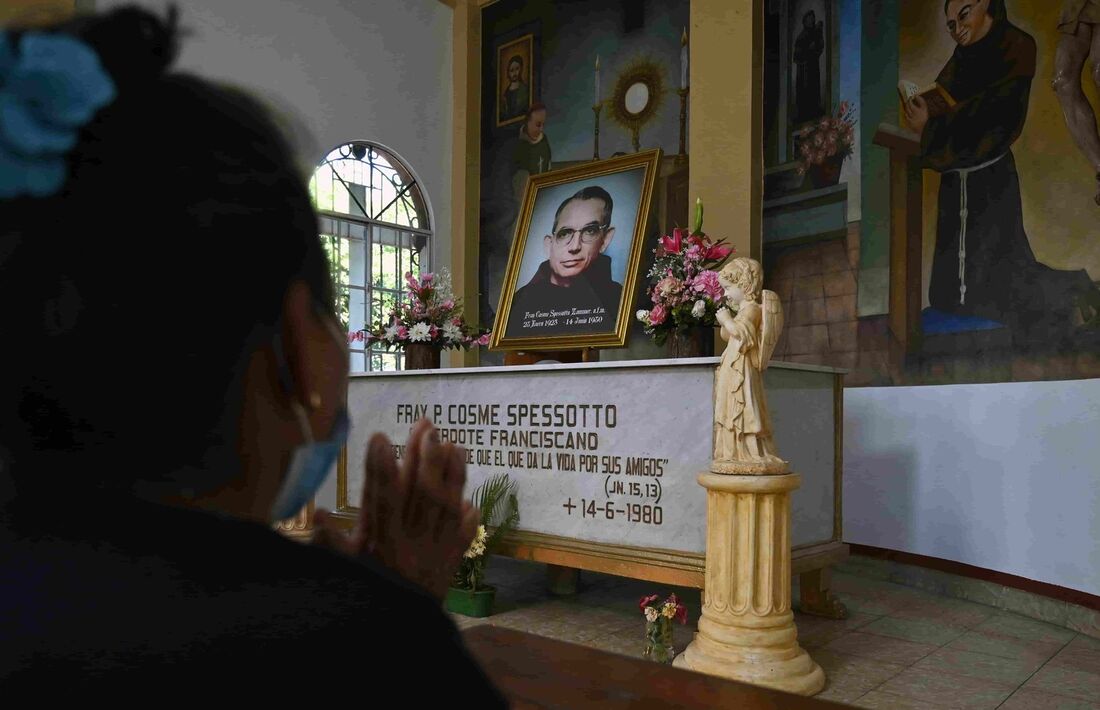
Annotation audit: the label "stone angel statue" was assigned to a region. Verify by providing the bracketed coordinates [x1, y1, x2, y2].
[712, 257, 788, 474]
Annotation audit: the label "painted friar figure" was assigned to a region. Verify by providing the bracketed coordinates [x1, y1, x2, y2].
[712, 257, 788, 474]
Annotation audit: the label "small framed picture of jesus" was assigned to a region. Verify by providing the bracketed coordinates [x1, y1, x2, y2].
[497, 34, 534, 128]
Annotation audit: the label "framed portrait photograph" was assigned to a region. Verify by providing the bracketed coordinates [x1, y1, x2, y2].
[787, 0, 832, 137]
[490, 149, 662, 351]
[496, 34, 534, 128]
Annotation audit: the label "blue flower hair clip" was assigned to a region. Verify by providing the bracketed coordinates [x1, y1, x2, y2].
[0, 31, 117, 199]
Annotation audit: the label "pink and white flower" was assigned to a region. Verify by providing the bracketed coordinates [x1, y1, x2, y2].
[691, 270, 724, 301]
[656, 276, 684, 299]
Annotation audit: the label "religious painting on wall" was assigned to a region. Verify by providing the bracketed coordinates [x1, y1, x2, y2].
[888, 0, 1100, 386]
[496, 33, 534, 127]
[479, 0, 690, 364]
[789, 0, 832, 134]
[759, 0, 1100, 388]
[491, 150, 661, 351]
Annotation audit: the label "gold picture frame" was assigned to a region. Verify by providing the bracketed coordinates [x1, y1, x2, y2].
[495, 33, 534, 128]
[490, 149, 662, 352]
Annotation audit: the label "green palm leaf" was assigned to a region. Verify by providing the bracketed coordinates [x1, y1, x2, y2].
[472, 473, 520, 554]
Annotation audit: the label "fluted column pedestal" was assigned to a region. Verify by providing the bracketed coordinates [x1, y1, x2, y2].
[673, 471, 824, 696]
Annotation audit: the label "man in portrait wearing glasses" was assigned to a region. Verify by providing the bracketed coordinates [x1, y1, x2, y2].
[507, 185, 622, 336]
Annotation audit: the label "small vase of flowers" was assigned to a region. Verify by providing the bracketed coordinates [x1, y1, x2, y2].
[639, 593, 688, 664]
[364, 270, 490, 370]
[636, 199, 734, 357]
[795, 101, 857, 189]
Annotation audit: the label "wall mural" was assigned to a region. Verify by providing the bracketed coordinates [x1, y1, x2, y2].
[762, 0, 1100, 386]
[479, 0, 690, 365]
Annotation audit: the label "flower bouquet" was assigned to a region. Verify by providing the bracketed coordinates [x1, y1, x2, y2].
[446, 473, 520, 618]
[795, 101, 856, 187]
[638, 592, 689, 664]
[364, 270, 490, 369]
[636, 199, 734, 356]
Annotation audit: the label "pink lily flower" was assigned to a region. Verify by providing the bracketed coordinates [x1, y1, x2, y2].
[706, 244, 733, 261]
[658, 227, 689, 255]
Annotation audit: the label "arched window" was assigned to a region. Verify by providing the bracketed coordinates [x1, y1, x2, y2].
[310, 142, 431, 371]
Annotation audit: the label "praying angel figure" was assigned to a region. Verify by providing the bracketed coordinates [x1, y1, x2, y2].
[712, 258, 788, 474]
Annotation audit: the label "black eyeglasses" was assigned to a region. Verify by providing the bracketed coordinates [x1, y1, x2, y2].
[551, 222, 608, 244]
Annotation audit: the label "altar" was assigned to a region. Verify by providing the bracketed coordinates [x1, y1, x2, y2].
[322, 357, 848, 614]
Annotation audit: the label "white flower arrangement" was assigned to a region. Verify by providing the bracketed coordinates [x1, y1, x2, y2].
[644, 607, 659, 623]
[442, 322, 464, 343]
[362, 270, 490, 352]
[463, 524, 488, 559]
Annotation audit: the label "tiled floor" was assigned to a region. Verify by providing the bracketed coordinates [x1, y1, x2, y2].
[454, 558, 1100, 709]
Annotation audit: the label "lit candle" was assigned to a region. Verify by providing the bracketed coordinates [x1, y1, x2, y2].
[595, 55, 601, 106]
[680, 28, 688, 90]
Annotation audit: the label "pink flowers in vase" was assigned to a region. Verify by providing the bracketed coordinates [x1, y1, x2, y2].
[638, 593, 689, 625]
[795, 100, 857, 176]
[364, 270, 490, 351]
[637, 199, 734, 346]
[639, 592, 689, 664]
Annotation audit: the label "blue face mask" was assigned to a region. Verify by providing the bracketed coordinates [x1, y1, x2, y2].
[270, 403, 350, 522]
[269, 315, 350, 522]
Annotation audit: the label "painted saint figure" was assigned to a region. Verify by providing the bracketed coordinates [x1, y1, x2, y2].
[793, 10, 825, 124]
[713, 258, 787, 473]
[501, 55, 530, 122]
[1052, 0, 1100, 204]
[511, 102, 551, 201]
[904, 0, 1100, 342]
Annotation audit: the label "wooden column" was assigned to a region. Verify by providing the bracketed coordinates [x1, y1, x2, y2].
[689, 0, 763, 261]
[449, 0, 482, 368]
[690, 0, 764, 358]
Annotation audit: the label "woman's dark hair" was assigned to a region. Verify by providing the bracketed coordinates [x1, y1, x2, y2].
[0, 7, 334, 495]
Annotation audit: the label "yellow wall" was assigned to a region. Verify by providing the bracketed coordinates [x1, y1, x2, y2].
[901, 1, 1100, 302]
[449, 0, 482, 367]
[0, 0, 74, 25]
[688, 0, 762, 262]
